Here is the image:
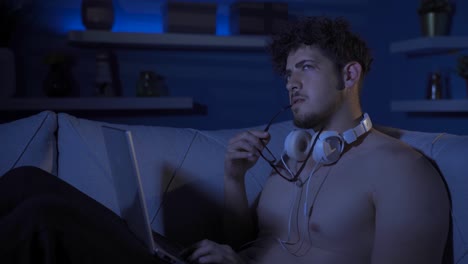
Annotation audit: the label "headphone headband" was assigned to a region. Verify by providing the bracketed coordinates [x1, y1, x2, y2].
[341, 113, 372, 144]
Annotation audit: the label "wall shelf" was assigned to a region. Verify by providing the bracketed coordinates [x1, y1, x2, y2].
[68, 30, 268, 51]
[390, 36, 468, 55]
[390, 99, 468, 112]
[0, 97, 194, 111]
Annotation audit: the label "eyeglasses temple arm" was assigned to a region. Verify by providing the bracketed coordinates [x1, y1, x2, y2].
[264, 105, 292, 132]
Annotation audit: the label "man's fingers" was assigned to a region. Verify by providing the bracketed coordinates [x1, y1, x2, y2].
[229, 131, 270, 147]
[188, 240, 215, 262]
[247, 131, 271, 149]
[226, 151, 257, 160]
[227, 140, 262, 155]
[197, 254, 223, 264]
[228, 132, 270, 154]
[185, 240, 241, 264]
[248, 130, 270, 139]
[188, 247, 209, 262]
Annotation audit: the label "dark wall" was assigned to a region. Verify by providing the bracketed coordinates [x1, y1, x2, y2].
[7, 0, 468, 134]
[361, 0, 468, 135]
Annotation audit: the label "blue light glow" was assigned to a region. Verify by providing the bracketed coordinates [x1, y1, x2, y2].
[112, 14, 165, 33]
[52, 2, 231, 35]
[216, 3, 231, 36]
[50, 10, 85, 34]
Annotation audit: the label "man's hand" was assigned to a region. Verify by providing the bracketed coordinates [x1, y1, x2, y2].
[184, 239, 245, 264]
[224, 130, 270, 182]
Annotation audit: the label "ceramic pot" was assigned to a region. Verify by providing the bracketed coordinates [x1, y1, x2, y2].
[81, 0, 115, 31]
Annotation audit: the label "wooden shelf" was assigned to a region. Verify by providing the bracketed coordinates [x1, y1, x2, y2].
[390, 36, 468, 55]
[390, 99, 468, 112]
[0, 97, 194, 111]
[68, 30, 268, 50]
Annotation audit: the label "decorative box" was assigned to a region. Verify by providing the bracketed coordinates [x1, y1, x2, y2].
[166, 2, 217, 34]
[230, 2, 289, 35]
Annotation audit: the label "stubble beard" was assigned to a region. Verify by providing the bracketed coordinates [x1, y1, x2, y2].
[293, 102, 339, 129]
[293, 83, 345, 130]
[294, 113, 325, 129]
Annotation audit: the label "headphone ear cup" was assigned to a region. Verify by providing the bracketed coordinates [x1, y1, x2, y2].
[284, 130, 313, 161]
[313, 131, 345, 164]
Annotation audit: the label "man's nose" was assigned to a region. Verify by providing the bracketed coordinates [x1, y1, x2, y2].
[286, 75, 301, 92]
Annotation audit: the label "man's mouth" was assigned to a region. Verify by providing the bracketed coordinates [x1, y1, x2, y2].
[292, 97, 305, 106]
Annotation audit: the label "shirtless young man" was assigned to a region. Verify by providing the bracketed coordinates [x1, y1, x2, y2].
[186, 17, 451, 264]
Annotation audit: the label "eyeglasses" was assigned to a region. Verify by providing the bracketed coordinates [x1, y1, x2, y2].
[258, 106, 321, 183]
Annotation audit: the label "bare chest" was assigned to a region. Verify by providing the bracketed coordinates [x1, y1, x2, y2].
[256, 162, 375, 255]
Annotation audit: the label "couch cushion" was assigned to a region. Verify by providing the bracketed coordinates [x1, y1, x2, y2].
[161, 124, 295, 244]
[0, 111, 57, 177]
[57, 113, 294, 245]
[378, 126, 468, 264]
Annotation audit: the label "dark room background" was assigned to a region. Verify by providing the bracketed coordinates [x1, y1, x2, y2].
[3, 0, 468, 134]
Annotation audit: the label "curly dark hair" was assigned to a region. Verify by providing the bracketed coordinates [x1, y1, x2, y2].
[267, 16, 373, 83]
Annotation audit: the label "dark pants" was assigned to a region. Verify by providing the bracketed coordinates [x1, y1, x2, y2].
[0, 166, 163, 264]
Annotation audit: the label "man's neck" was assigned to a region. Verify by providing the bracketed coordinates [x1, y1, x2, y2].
[318, 104, 363, 134]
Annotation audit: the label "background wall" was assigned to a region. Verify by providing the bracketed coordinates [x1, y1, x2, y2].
[4, 0, 468, 134]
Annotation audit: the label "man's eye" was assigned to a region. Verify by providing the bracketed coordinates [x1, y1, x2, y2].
[302, 64, 313, 70]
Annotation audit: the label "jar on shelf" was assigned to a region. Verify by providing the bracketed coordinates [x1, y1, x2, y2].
[426, 71, 443, 100]
[136, 71, 168, 97]
[95, 51, 116, 97]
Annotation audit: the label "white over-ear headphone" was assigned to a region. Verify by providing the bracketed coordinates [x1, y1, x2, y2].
[284, 113, 372, 165]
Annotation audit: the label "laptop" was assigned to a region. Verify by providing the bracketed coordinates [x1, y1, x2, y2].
[101, 125, 190, 264]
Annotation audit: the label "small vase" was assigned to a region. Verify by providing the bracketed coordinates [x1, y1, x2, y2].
[81, 0, 115, 31]
[420, 12, 452, 37]
[136, 71, 168, 97]
[426, 72, 443, 100]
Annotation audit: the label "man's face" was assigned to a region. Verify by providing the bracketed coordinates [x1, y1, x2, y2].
[285, 45, 344, 129]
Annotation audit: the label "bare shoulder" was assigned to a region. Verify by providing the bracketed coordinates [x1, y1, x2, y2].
[359, 129, 421, 158]
[358, 130, 450, 263]
[355, 129, 449, 206]
[357, 129, 438, 178]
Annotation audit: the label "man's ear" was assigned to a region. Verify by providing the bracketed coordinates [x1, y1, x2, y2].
[342, 62, 362, 90]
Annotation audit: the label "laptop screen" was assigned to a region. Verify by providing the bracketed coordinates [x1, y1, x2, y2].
[101, 125, 156, 253]
[101, 125, 188, 264]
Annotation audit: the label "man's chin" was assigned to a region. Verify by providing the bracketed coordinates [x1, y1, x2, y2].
[293, 118, 314, 129]
[293, 113, 322, 129]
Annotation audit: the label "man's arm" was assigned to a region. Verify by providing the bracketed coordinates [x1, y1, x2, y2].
[223, 130, 270, 249]
[224, 176, 255, 249]
[371, 153, 450, 264]
[184, 131, 269, 264]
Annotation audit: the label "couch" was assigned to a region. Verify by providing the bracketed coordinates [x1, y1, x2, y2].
[1, 110, 467, 263]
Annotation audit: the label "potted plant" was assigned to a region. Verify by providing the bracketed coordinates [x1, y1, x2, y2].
[456, 55, 468, 97]
[418, 0, 453, 36]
